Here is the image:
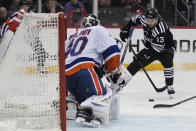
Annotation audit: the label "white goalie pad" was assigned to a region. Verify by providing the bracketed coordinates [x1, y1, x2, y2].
[66, 93, 78, 120]
[79, 87, 113, 126]
[109, 94, 120, 120]
[68, 86, 120, 122]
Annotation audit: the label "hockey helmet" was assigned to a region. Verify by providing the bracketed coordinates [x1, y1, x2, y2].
[19, 0, 32, 6]
[81, 14, 98, 28]
[144, 8, 158, 19]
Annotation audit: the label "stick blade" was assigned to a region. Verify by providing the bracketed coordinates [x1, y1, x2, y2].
[153, 104, 173, 108]
[156, 86, 167, 92]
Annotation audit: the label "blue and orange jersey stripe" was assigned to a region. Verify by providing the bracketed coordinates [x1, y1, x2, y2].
[102, 45, 121, 73]
[88, 67, 103, 95]
[66, 62, 96, 75]
[66, 57, 100, 75]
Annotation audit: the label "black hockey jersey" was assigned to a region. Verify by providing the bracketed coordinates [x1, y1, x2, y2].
[126, 14, 176, 52]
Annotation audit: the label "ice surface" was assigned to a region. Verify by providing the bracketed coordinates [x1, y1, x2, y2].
[67, 70, 196, 131]
[5, 70, 196, 131]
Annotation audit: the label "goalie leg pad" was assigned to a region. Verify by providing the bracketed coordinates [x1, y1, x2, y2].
[76, 87, 113, 127]
[109, 94, 120, 120]
[66, 93, 78, 120]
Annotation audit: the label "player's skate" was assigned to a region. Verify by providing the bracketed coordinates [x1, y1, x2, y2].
[167, 85, 175, 99]
[75, 107, 102, 128]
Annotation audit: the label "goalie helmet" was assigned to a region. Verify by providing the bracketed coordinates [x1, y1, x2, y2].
[144, 8, 158, 19]
[81, 14, 98, 28]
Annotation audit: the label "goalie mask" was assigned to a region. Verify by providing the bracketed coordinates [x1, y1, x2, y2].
[81, 14, 98, 28]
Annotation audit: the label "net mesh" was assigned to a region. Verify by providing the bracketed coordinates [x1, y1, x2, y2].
[0, 13, 62, 129]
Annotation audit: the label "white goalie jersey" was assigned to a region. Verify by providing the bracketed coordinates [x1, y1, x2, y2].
[65, 25, 121, 75]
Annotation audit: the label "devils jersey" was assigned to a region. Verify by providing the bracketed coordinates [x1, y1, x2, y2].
[65, 25, 120, 75]
[127, 14, 176, 52]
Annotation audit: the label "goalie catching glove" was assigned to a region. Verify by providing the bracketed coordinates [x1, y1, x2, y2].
[101, 64, 128, 88]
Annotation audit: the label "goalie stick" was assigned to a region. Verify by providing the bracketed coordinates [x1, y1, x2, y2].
[153, 95, 196, 108]
[129, 41, 167, 92]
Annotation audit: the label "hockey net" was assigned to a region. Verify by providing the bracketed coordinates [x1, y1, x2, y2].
[0, 13, 66, 131]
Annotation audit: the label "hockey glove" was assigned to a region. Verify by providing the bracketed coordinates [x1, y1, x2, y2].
[120, 26, 130, 42]
[111, 70, 122, 84]
[143, 41, 152, 49]
[109, 70, 129, 94]
[101, 64, 120, 83]
[101, 64, 127, 87]
[9, 9, 25, 32]
[167, 48, 175, 54]
[163, 47, 175, 56]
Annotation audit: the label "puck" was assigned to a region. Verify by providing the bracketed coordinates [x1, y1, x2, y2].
[149, 99, 154, 102]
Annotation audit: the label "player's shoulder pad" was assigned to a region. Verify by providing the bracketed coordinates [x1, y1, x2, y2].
[93, 25, 107, 31]
[157, 20, 169, 32]
[92, 25, 109, 35]
[152, 20, 169, 37]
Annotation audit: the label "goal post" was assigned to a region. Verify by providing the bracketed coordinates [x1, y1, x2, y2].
[59, 13, 66, 131]
[0, 13, 66, 131]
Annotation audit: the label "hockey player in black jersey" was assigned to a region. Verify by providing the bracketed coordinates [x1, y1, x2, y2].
[120, 8, 176, 95]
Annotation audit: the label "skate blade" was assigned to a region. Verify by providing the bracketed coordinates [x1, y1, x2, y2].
[75, 117, 101, 128]
[169, 94, 174, 99]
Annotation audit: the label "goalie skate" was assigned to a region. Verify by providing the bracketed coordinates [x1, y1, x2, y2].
[75, 108, 102, 128]
[75, 117, 102, 128]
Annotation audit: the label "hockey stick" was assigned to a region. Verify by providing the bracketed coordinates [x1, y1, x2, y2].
[129, 42, 167, 92]
[114, 38, 123, 51]
[153, 96, 196, 108]
[130, 4, 166, 92]
[135, 3, 147, 13]
[104, 29, 134, 81]
[103, 29, 134, 94]
[120, 28, 134, 66]
[0, 30, 14, 64]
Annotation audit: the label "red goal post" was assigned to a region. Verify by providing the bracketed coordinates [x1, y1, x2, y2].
[59, 13, 66, 131]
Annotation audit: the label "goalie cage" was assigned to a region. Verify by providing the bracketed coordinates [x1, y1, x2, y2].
[0, 13, 66, 131]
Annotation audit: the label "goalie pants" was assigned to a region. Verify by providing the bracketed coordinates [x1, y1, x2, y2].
[127, 48, 174, 86]
[66, 67, 106, 104]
